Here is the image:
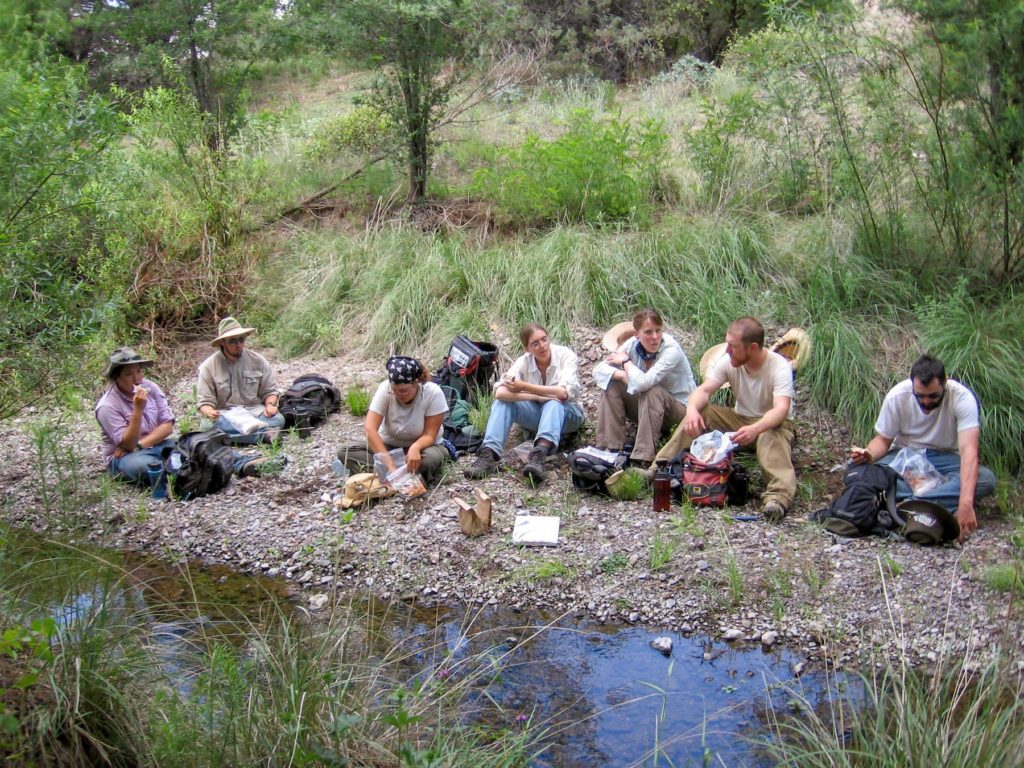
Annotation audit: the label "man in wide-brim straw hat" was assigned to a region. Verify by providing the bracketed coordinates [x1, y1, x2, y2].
[94, 346, 177, 489]
[197, 316, 284, 445]
[591, 308, 696, 466]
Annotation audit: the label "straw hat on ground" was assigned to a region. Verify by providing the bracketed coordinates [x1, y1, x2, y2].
[601, 321, 636, 353]
[211, 316, 257, 347]
[770, 327, 812, 371]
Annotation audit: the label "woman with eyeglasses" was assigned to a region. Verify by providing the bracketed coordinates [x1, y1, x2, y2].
[338, 356, 451, 483]
[464, 323, 584, 484]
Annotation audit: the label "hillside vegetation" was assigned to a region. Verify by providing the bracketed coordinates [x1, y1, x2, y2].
[2, 1, 1022, 477]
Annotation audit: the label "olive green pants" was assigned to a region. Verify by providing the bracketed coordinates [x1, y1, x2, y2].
[339, 443, 450, 484]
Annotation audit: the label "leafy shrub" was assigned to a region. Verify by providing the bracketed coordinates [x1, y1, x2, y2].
[473, 109, 669, 226]
[651, 55, 715, 90]
[0, 54, 124, 417]
[685, 88, 765, 211]
[305, 105, 395, 161]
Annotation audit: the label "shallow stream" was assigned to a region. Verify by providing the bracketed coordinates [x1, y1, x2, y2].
[0, 528, 846, 766]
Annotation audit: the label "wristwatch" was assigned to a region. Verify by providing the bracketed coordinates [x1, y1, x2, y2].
[136, 441, 144, 451]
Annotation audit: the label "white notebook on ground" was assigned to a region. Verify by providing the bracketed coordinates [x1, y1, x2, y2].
[512, 515, 560, 546]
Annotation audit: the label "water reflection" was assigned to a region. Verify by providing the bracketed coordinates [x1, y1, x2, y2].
[0, 528, 295, 695]
[0, 529, 851, 766]
[390, 604, 849, 768]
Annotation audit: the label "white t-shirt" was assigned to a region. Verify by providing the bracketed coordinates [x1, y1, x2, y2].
[706, 350, 795, 419]
[369, 380, 449, 447]
[502, 343, 582, 404]
[875, 378, 979, 453]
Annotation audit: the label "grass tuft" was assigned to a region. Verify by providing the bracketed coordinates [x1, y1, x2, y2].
[346, 385, 371, 417]
[608, 468, 650, 501]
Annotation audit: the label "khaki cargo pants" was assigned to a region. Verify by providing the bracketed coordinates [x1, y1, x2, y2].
[655, 404, 797, 510]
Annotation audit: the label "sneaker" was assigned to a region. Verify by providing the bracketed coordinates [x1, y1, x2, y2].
[464, 448, 500, 479]
[762, 500, 787, 522]
[522, 447, 548, 483]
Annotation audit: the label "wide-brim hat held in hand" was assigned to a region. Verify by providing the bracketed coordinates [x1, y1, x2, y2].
[106, 346, 154, 379]
[211, 316, 257, 346]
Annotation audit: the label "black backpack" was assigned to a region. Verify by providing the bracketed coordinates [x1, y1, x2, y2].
[812, 463, 903, 536]
[279, 374, 341, 438]
[164, 429, 235, 500]
[432, 336, 498, 406]
[570, 447, 629, 494]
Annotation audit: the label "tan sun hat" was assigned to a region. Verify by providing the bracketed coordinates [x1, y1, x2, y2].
[602, 321, 636, 353]
[699, 343, 729, 383]
[339, 472, 395, 509]
[770, 327, 812, 371]
[211, 316, 257, 347]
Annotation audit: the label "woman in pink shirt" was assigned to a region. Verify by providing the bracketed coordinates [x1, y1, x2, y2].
[94, 347, 176, 489]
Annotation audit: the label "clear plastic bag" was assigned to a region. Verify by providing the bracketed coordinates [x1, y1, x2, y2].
[221, 406, 264, 435]
[689, 430, 739, 464]
[373, 449, 426, 497]
[889, 447, 945, 495]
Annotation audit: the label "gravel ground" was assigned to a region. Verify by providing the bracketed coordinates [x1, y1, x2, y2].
[2, 328, 1021, 673]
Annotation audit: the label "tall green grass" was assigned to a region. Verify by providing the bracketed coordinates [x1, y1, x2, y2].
[258, 212, 1022, 474]
[916, 285, 1024, 474]
[763, 651, 1024, 767]
[0, 532, 539, 767]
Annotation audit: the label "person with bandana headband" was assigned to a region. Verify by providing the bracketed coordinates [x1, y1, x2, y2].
[592, 308, 696, 466]
[850, 354, 996, 541]
[337, 356, 451, 482]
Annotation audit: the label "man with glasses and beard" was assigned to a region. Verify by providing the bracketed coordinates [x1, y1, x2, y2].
[850, 354, 996, 539]
[197, 316, 284, 445]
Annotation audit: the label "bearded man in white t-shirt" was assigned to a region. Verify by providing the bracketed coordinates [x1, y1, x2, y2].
[655, 316, 797, 522]
[850, 354, 996, 540]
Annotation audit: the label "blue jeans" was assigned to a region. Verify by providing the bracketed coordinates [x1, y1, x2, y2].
[482, 400, 585, 456]
[108, 439, 177, 488]
[210, 412, 285, 445]
[877, 448, 997, 513]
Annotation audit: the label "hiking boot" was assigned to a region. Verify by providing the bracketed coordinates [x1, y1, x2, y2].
[238, 454, 289, 478]
[522, 447, 548, 483]
[464, 448, 500, 479]
[762, 500, 787, 522]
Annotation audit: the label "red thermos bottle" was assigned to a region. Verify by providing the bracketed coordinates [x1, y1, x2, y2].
[653, 459, 671, 512]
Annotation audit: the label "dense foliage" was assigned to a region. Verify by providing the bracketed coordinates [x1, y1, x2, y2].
[0, 2, 124, 417]
[0, 0, 1021, 478]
